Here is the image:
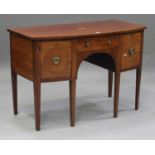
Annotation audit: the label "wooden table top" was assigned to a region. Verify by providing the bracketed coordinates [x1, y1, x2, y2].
[8, 20, 146, 40]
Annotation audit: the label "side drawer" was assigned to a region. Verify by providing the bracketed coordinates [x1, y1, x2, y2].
[120, 33, 142, 70]
[40, 41, 71, 80]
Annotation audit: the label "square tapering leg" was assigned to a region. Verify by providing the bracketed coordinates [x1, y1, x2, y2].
[11, 71, 18, 115]
[69, 79, 76, 127]
[114, 71, 121, 118]
[108, 70, 113, 97]
[33, 81, 41, 131]
[135, 68, 142, 110]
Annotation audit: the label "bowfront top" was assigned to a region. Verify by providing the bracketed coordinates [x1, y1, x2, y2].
[8, 20, 146, 40]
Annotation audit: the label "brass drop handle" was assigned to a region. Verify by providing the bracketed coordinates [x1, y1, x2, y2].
[128, 48, 136, 56]
[85, 42, 91, 48]
[107, 40, 112, 45]
[52, 56, 61, 65]
[104, 40, 112, 45]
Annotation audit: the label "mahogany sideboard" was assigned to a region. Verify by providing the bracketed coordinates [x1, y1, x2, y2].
[8, 20, 147, 131]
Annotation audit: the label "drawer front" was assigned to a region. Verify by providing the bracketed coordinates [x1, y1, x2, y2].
[40, 41, 71, 80]
[120, 33, 142, 70]
[77, 37, 119, 52]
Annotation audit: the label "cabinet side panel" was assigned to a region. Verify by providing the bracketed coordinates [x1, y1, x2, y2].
[10, 34, 34, 80]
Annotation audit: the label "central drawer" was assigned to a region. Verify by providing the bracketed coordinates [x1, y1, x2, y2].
[39, 41, 71, 80]
[76, 36, 119, 52]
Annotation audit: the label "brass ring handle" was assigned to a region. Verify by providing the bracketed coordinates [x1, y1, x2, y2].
[128, 48, 136, 56]
[52, 56, 61, 65]
[85, 42, 91, 48]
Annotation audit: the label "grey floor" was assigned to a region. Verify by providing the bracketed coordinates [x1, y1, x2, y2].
[0, 62, 155, 140]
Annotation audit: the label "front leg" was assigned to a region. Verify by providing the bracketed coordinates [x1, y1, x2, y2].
[135, 67, 142, 110]
[69, 79, 76, 127]
[11, 70, 18, 115]
[33, 80, 41, 131]
[114, 71, 121, 118]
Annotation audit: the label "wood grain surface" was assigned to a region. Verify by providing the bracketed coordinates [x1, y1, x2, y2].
[8, 20, 146, 40]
